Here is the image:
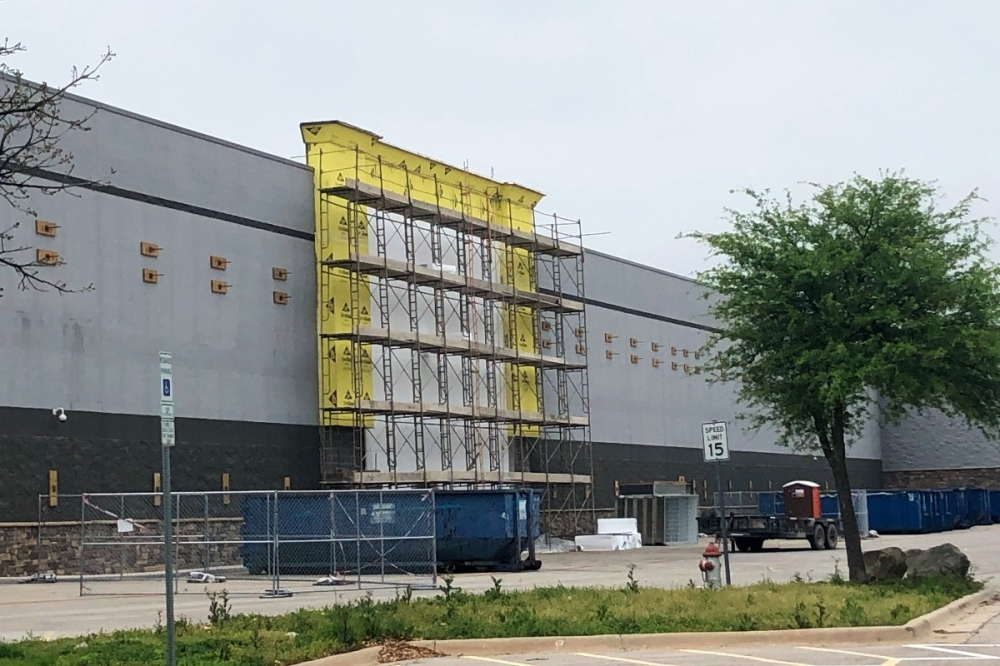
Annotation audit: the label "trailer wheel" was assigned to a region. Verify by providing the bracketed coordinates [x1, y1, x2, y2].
[824, 523, 839, 550]
[809, 524, 825, 550]
[734, 538, 750, 552]
[749, 538, 765, 552]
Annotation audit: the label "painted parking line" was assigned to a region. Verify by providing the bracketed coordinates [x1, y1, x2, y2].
[462, 654, 678, 666]
[905, 645, 1000, 659]
[799, 645, 896, 662]
[679, 649, 816, 666]
[575, 652, 677, 666]
[461, 646, 1000, 666]
[463, 656, 537, 666]
[798, 646, 898, 665]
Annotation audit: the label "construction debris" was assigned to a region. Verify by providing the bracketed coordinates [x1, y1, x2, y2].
[186, 571, 226, 584]
[574, 518, 643, 551]
[534, 534, 579, 553]
[313, 574, 350, 586]
[377, 640, 445, 663]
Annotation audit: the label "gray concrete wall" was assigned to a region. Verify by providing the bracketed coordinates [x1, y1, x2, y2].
[33, 90, 315, 235]
[582, 250, 719, 330]
[0, 81, 884, 498]
[882, 408, 1000, 472]
[0, 96, 318, 426]
[580, 250, 883, 461]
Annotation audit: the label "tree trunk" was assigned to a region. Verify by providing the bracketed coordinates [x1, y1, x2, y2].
[824, 402, 867, 583]
[826, 445, 866, 582]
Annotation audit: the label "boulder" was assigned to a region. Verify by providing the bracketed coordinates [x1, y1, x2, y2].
[906, 543, 971, 579]
[863, 547, 908, 581]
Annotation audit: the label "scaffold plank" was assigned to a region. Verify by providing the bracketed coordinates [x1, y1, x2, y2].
[320, 326, 587, 370]
[321, 400, 588, 427]
[320, 253, 583, 313]
[321, 178, 583, 257]
[349, 470, 591, 485]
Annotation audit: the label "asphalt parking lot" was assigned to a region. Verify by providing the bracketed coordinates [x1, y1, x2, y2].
[2, 525, 1000, 642]
[441, 643, 1000, 666]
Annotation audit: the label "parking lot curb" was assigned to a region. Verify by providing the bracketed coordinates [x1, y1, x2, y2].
[901, 584, 998, 639]
[294, 586, 997, 666]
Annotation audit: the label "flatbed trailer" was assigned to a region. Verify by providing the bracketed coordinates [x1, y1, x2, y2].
[698, 513, 841, 551]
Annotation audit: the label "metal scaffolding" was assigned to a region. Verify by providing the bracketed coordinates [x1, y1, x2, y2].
[312, 141, 594, 538]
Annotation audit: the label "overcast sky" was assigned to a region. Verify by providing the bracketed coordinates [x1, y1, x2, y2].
[5, 1, 999, 277]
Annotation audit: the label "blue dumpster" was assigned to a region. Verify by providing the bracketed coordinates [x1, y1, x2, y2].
[927, 490, 950, 533]
[939, 489, 964, 530]
[990, 490, 1000, 523]
[820, 493, 840, 519]
[867, 490, 934, 534]
[435, 489, 541, 571]
[924, 490, 961, 532]
[865, 491, 895, 533]
[240, 489, 540, 576]
[757, 492, 780, 515]
[962, 488, 991, 527]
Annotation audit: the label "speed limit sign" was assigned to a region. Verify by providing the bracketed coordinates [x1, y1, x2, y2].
[702, 421, 730, 462]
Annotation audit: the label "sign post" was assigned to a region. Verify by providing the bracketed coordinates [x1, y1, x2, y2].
[702, 420, 732, 586]
[159, 351, 176, 666]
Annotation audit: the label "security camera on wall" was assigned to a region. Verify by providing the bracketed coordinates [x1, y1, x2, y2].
[52, 408, 67, 422]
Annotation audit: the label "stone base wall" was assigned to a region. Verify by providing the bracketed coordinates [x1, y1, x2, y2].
[0, 518, 243, 579]
[542, 508, 616, 539]
[883, 468, 1000, 489]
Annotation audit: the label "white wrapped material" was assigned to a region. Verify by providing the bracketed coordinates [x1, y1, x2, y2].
[597, 518, 639, 535]
[574, 533, 643, 551]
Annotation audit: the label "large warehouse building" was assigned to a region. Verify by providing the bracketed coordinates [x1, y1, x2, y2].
[0, 89, 984, 531]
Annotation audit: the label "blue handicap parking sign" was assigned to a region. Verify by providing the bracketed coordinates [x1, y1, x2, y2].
[162, 378, 172, 398]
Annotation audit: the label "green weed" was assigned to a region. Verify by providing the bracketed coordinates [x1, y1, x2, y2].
[626, 563, 640, 594]
[485, 576, 504, 601]
[828, 559, 846, 585]
[0, 576, 980, 666]
[815, 599, 828, 627]
[438, 575, 461, 601]
[792, 601, 812, 628]
[889, 603, 911, 622]
[838, 598, 869, 626]
[206, 589, 232, 628]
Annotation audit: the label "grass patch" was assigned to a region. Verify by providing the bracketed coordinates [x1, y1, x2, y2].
[0, 575, 981, 666]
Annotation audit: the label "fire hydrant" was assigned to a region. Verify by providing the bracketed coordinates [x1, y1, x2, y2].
[698, 542, 723, 589]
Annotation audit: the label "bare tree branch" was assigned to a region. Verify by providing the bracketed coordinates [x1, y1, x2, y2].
[0, 23, 115, 297]
[0, 221, 94, 297]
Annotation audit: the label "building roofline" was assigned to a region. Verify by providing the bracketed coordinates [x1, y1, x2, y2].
[2, 73, 311, 172]
[299, 119, 545, 198]
[3, 77, 713, 291]
[585, 247, 707, 288]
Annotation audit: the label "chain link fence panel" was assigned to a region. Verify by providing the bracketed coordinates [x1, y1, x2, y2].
[32, 494, 86, 579]
[704, 491, 762, 516]
[73, 490, 436, 597]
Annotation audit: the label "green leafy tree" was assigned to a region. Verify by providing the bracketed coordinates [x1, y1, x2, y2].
[686, 172, 1000, 582]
